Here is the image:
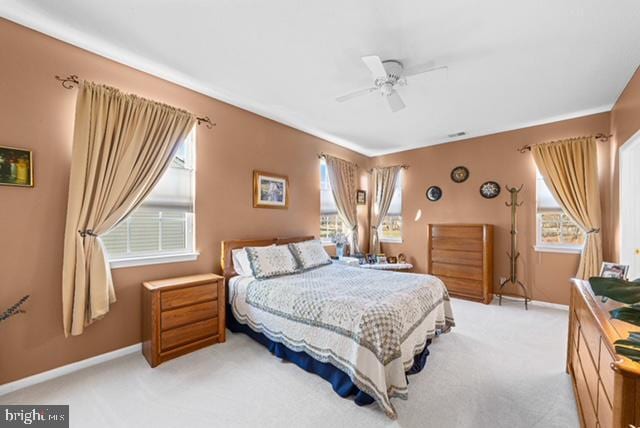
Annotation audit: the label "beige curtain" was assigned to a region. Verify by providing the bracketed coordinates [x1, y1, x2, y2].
[369, 166, 401, 255]
[62, 81, 196, 336]
[324, 154, 360, 253]
[532, 137, 602, 279]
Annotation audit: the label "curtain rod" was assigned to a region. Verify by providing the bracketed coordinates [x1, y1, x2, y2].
[368, 164, 409, 173]
[317, 153, 360, 168]
[317, 153, 408, 172]
[54, 74, 216, 129]
[517, 133, 611, 154]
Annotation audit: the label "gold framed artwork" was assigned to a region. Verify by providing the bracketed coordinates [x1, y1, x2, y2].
[356, 189, 366, 205]
[0, 146, 33, 187]
[253, 170, 289, 209]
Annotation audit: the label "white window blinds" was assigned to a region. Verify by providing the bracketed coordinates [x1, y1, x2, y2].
[320, 161, 338, 215]
[536, 170, 561, 213]
[101, 129, 196, 260]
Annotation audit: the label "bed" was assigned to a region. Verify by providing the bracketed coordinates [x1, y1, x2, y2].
[221, 236, 455, 418]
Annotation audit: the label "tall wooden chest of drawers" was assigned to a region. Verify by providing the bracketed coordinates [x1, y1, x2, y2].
[427, 224, 494, 304]
[568, 279, 640, 428]
[142, 273, 225, 367]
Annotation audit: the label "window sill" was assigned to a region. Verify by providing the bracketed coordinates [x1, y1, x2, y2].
[109, 252, 200, 269]
[534, 245, 582, 255]
[380, 239, 403, 244]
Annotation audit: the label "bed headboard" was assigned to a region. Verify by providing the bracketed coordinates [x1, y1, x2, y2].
[220, 236, 314, 284]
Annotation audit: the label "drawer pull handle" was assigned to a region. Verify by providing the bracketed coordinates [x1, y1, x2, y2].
[610, 359, 624, 371]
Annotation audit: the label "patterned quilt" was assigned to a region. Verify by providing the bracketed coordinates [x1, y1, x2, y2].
[229, 263, 455, 418]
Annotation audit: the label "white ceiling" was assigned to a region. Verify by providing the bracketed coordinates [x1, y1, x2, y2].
[2, 1, 640, 156]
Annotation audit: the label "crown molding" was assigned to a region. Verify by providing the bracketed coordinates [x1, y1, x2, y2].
[370, 104, 613, 157]
[0, 7, 372, 155]
[0, 6, 616, 158]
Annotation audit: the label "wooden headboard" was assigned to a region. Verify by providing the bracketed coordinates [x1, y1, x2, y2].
[220, 236, 314, 284]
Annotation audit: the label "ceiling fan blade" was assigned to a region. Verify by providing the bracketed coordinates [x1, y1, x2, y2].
[386, 90, 405, 112]
[361, 55, 388, 79]
[335, 87, 377, 102]
[404, 64, 448, 78]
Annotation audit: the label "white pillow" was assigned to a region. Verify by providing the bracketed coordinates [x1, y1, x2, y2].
[232, 248, 253, 277]
[245, 244, 300, 279]
[288, 240, 331, 270]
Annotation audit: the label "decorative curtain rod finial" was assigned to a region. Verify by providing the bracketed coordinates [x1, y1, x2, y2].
[55, 74, 80, 89]
[594, 133, 613, 142]
[196, 116, 216, 129]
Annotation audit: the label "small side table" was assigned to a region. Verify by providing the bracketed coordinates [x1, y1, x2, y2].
[334, 256, 360, 267]
[142, 273, 225, 367]
[359, 263, 413, 272]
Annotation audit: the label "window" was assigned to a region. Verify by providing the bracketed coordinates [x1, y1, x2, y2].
[379, 173, 402, 243]
[536, 169, 584, 252]
[101, 129, 197, 267]
[320, 160, 348, 242]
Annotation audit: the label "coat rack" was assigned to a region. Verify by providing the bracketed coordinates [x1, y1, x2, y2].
[498, 184, 531, 309]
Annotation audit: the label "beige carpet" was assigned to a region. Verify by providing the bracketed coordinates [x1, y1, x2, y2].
[1, 298, 579, 427]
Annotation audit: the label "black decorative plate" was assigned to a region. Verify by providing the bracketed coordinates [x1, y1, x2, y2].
[480, 181, 501, 199]
[426, 186, 442, 201]
[450, 166, 469, 183]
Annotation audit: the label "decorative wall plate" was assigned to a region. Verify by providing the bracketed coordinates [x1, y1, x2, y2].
[426, 186, 442, 201]
[480, 181, 501, 199]
[450, 166, 469, 183]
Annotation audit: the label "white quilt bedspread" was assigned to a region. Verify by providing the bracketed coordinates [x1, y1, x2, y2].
[229, 263, 455, 418]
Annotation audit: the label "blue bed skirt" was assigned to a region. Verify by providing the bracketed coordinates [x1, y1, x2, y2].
[227, 305, 432, 407]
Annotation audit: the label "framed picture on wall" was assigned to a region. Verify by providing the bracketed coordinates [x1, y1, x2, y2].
[356, 190, 366, 205]
[0, 146, 33, 187]
[253, 170, 289, 209]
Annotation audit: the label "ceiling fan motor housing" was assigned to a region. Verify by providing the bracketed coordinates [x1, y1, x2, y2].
[382, 60, 403, 80]
[376, 60, 404, 95]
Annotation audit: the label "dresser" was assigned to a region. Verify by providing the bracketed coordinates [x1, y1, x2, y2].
[142, 273, 225, 367]
[427, 224, 493, 304]
[568, 279, 640, 428]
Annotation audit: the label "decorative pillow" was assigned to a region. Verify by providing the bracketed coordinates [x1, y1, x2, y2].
[231, 248, 254, 277]
[245, 244, 300, 279]
[288, 240, 331, 270]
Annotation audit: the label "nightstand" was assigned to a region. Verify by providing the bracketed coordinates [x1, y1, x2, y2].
[333, 256, 360, 267]
[359, 263, 414, 272]
[142, 273, 225, 367]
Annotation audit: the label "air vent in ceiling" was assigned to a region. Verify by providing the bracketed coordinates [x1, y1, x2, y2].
[447, 131, 467, 138]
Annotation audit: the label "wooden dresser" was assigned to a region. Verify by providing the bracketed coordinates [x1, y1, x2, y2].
[427, 224, 493, 304]
[142, 273, 225, 367]
[568, 279, 640, 428]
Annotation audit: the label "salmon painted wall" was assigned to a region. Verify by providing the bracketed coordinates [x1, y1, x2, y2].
[0, 15, 634, 386]
[0, 19, 371, 384]
[374, 113, 612, 306]
[608, 67, 640, 263]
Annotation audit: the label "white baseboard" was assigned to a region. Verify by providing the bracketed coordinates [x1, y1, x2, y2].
[495, 294, 569, 311]
[0, 342, 141, 397]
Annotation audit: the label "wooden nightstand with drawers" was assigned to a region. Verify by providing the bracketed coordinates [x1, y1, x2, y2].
[142, 273, 225, 367]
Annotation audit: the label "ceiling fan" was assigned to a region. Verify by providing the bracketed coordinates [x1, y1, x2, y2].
[336, 55, 447, 112]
